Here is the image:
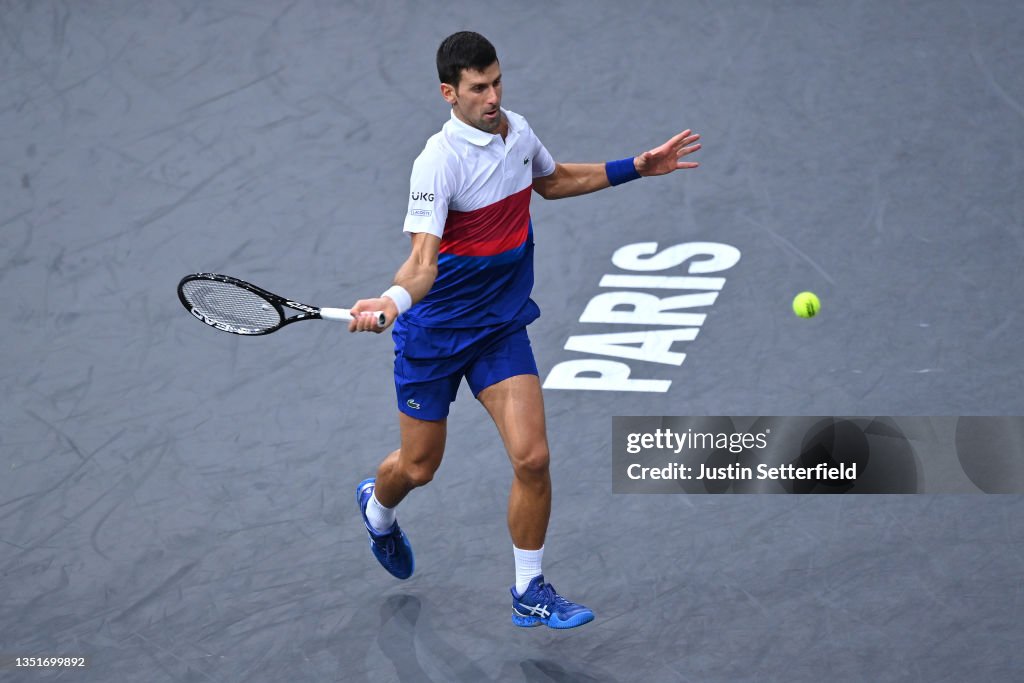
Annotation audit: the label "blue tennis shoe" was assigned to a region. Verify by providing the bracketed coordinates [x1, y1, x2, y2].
[356, 478, 414, 580]
[511, 575, 594, 629]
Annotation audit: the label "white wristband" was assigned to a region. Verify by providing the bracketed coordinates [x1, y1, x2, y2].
[381, 285, 412, 316]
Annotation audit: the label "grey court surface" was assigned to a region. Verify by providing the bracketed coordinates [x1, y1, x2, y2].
[2, 1, 1023, 681]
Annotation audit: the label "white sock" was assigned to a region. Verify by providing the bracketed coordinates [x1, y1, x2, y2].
[366, 492, 396, 533]
[513, 545, 544, 595]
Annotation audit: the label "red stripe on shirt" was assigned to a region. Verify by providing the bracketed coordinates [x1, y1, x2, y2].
[440, 185, 532, 257]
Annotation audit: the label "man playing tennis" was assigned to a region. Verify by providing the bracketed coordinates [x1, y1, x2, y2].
[348, 31, 700, 629]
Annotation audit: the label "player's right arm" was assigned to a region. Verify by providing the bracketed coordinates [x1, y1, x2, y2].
[349, 135, 454, 333]
[348, 232, 440, 332]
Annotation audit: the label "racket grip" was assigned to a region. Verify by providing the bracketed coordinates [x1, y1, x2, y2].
[320, 307, 386, 327]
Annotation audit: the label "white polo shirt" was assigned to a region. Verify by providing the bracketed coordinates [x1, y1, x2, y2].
[400, 108, 556, 328]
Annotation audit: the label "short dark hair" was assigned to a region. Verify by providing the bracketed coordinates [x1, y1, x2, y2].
[436, 31, 498, 87]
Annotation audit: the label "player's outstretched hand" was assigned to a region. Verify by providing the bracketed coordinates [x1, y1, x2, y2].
[348, 297, 396, 333]
[635, 130, 701, 176]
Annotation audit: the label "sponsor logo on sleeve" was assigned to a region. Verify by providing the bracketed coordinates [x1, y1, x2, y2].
[409, 191, 434, 218]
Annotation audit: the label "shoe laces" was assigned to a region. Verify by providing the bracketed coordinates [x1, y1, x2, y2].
[536, 581, 572, 609]
[373, 525, 400, 558]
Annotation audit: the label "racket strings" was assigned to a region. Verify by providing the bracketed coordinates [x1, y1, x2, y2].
[181, 280, 281, 331]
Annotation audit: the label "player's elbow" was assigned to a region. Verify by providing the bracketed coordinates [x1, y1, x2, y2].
[532, 178, 554, 200]
[533, 165, 567, 200]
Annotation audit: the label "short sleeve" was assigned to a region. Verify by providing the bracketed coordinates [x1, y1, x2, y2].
[522, 120, 555, 178]
[531, 138, 555, 178]
[403, 143, 458, 238]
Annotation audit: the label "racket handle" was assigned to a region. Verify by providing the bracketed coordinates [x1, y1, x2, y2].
[320, 307, 386, 327]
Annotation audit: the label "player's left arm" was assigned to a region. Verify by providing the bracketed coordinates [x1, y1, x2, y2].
[532, 129, 701, 200]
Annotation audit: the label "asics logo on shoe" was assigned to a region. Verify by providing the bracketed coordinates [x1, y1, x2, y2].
[516, 602, 551, 619]
[406, 398, 421, 410]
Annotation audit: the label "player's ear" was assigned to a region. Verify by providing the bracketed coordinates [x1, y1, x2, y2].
[440, 82, 456, 105]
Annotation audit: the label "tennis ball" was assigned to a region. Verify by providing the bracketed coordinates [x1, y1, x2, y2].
[792, 291, 820, 318]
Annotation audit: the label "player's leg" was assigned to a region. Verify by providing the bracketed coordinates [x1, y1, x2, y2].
[476, 374, 550, 550]
[357, 344, 458, 580]
[373, 413, 447, 508]
[470, 329, 594, 628]
[356, 416, 446, 581]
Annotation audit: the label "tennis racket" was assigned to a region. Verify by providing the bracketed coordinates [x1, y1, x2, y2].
[177, 273, 385, 336]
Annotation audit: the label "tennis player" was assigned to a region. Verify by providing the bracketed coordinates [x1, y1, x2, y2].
[348, 31, 700, 629]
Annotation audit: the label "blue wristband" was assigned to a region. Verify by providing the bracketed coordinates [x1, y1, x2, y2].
[605, 157, 641, 186]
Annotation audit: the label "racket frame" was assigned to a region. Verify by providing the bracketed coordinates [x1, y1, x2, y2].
[177, 273, 384, 335]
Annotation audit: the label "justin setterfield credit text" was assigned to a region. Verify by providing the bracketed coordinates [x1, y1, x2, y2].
[623, 428, 857, 482]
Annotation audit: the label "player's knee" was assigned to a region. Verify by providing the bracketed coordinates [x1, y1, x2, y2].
[405, 465, 435, 488]
[403, 454, 442, 488]
[512, 445, 550, 481]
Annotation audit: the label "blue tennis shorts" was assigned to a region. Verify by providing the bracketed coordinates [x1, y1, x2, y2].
[392, 320, 539, 421]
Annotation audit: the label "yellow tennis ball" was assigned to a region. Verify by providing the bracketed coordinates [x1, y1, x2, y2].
[792, 291, 820, 318]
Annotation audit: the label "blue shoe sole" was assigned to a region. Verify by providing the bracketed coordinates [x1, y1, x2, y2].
[512, 610, 595, 629]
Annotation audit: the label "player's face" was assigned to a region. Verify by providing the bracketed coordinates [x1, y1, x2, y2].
[442, 61, 504, 134]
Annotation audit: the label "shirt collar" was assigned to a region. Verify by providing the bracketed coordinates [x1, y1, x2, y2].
[447, 108, 518, 147]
